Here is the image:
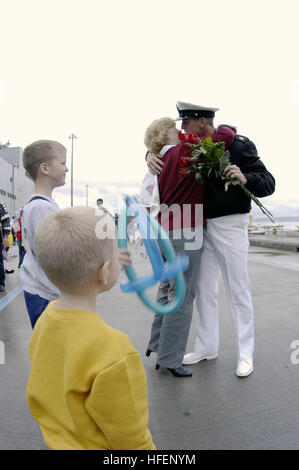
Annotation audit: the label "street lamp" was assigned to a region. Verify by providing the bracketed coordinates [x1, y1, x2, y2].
[68, 133, 77, 207]
[86, 184, 89, 206]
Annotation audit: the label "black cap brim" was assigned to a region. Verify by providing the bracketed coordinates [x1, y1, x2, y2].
[175, 110, 216, 121]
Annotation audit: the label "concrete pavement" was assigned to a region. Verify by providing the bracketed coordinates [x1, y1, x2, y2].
[0, 243, 298, 450]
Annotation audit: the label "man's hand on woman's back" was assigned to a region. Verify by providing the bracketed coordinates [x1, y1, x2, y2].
[147, 153, 164, 175]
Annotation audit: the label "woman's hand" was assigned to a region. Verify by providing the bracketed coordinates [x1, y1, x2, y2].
[223, 164, 247, 185]
[147, 152, 164, 175]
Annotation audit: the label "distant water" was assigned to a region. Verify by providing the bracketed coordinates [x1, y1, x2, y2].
[252, 216, 299, 228]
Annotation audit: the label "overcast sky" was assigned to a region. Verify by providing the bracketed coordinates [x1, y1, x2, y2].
[0, 0, 298, 210]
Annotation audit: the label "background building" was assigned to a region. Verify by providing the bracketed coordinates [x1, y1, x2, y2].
[0, 144, 33, 216]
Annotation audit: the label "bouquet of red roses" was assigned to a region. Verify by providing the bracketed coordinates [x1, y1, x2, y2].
[177, 132, 275, 223]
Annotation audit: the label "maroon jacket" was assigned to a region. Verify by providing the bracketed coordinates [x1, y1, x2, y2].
[157, 125, 237, 231]
[158, 144, 205, 232]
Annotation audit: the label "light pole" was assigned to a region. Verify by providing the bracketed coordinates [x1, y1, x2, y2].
[68, 133, 77, 207]
[86, 184, 89, 206]
[12, 164, 16, 215]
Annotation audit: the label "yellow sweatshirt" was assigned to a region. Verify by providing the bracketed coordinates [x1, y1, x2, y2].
[27, 301, 156, 450]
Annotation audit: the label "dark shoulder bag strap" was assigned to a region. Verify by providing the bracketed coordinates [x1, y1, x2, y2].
[28, 196, 51, 203]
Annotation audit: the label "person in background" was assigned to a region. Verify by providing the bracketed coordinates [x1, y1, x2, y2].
[2, 213, 14, 274]
[96, 198, 104, 208]
[96, 198, 113, 217]
[3, 245, 14, 274]
[11, 216, 18, 242]
[0, 201, 12, 291]
[114, 210, 118, 228]
[16, 209, 25, 268]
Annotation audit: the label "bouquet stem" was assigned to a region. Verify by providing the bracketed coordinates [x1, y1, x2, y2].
[239, 184, 275, 223]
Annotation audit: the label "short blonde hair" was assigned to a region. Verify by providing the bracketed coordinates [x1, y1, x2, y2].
[144, 117, 176, 154]
[34, 206, 116, 292]
[23, 140, 66, 180]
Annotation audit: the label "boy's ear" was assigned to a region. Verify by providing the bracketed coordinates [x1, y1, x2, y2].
[39, 162, 48, 176]
[97, 261, 110, 285]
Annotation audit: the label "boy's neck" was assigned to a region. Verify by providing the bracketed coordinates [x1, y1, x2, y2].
[56, 290, 98, 314]
[34, 179, 54, 198]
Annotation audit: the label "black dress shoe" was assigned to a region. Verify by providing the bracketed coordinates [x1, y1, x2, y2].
[145, 349, 155, 357]
[0, 285, 5, 292]
[5, 269, 14, 274]
[155, 363, 192, 377]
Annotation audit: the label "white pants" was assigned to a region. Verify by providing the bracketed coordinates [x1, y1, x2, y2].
[194, 214, 254, 360]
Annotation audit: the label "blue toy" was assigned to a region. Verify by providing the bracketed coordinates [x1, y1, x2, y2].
[118, 195, 189, 315]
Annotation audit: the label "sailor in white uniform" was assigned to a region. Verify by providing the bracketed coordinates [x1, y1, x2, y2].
[146, 101, 276, 377]
[174, 102, 275, 377]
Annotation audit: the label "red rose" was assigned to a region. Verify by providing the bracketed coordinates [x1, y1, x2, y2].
[178, 131, 187, 142]
[189, 133, 200, 144]
[180, 141, 191, 150]
[178, 131, 199, 144]
[178, 167, 190, 177]
[178, 156, 192, 168]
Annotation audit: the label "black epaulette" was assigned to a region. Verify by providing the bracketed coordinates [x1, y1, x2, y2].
[235, 134, 249, 143]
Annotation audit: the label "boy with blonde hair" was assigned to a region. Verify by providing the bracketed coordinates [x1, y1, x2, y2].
[20, 140, 68, 328]
[26, 206, 156, 450]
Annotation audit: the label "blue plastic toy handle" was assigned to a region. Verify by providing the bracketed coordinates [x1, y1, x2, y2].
[118, 195, 189, 315]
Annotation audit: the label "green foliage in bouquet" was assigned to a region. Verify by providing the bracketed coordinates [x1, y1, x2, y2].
[189, 137, 236, 188]
[180, 136, 275, 223]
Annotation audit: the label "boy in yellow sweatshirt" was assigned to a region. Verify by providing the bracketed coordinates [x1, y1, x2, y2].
[26, 206, 156, 450]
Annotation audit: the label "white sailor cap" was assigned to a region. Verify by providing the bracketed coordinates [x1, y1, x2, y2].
[175, 101, 219, 121]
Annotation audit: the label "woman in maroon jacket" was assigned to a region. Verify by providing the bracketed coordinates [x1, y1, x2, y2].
[143, 117, 235, 377]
